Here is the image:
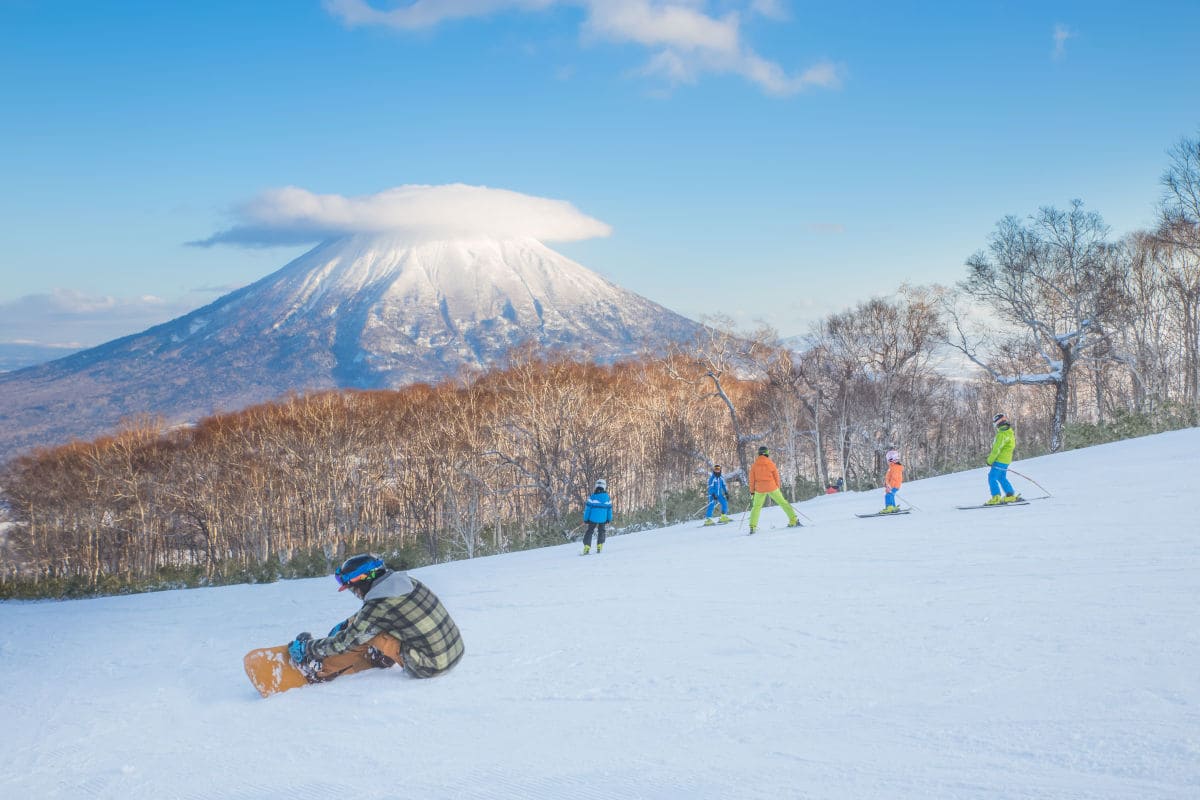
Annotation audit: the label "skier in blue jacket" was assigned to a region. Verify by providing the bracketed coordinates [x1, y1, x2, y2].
[582, 479, 613, 555]
[704, 464, 732, 526]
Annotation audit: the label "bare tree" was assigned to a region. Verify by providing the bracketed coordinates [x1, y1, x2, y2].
[1152, 133, 1200, 405]
[665, 316, 776, 482]
[949, 201, 1126, 451]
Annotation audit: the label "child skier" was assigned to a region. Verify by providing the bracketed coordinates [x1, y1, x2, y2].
[582, 478, 613, 554]
[704, 464, 732, 525]
[747, 446, 800, 534]
[985, 413, 1022, 505]
[880, 449, 904, 513]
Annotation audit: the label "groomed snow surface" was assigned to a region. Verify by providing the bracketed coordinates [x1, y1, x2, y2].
[2, 430, 1197, 799]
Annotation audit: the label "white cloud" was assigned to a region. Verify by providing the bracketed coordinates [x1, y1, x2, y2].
[749, 0, 789, 21]
[324, 0, 841, 96]
[1052, 23, 1075, 60]
[0, 289, 204, 348]
[193, 184, 613, 247]
[323, 0, 559, 30]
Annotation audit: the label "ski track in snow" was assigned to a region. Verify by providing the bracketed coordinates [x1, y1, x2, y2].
[2, 430, 1199, 799]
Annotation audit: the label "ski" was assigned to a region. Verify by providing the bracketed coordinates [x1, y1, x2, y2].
[856, 510, 911, 518]
[956, 500, 1030, 510]
[747, 523, 803, 535]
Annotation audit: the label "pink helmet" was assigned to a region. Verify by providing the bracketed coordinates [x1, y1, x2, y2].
[886, 449, 900, 463]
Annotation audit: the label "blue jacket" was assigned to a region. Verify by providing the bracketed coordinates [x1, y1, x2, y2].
[707, 473, 728, 499]
[583, 490, 613, 524]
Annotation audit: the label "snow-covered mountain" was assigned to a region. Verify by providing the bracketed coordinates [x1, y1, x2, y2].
[0, 235, 701, 460]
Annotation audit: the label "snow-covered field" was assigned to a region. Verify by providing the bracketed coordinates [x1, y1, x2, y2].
[2, 430, 1197, 799]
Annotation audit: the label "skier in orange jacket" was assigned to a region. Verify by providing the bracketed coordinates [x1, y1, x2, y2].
[747, 446, 799, 534]
[880, 449, 904, 513]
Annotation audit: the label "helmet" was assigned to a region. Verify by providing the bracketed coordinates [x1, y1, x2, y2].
[886, 449, 900, 463]
[757, 446, 770, 456]
[595, 478, 607, 490]
[992, 413, 1007, 425]
[334, 554, 386, 592]
[712, 464, 722, 473]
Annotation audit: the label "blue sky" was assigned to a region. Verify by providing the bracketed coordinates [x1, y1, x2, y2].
[1, 0, 1198, 353]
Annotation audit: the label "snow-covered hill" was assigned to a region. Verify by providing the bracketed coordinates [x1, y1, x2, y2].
[1, 430, 1196, 799]
[0, 235, 701, 461]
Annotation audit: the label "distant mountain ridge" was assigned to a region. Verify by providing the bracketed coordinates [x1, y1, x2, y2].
[0, 235, 702, 461]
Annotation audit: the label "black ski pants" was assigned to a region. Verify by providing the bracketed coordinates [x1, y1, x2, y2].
[583, 523, 606, 547]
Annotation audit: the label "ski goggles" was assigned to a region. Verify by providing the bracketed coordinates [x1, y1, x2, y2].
[334, 559, 383, 591]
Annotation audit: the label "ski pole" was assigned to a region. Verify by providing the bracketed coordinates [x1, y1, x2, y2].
[900, 496, 921, 511]
[1006, 467, 1052, 497]
[737, 494, 753, 534]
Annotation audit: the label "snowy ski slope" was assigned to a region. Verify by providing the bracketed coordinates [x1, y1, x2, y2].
[1, 429, 1196, 799]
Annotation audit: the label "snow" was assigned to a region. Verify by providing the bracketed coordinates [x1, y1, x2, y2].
[2, 430, 1197, 799]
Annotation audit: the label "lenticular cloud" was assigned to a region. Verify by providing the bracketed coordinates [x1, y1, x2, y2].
[193, 184, 613, 247]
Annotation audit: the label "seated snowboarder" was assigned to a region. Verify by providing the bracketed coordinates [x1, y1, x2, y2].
[287, 554, 464, 683]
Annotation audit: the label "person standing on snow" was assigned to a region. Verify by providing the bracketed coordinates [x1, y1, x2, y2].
[879, 449, 904, 513]
[287, 554, 464, 683]
[984, 413, 1022, 505]
[704, 464, 732, 525]
[582, 478, 613, 554]
[747, 446, 800, 534]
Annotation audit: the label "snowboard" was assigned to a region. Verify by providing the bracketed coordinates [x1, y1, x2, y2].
[856, 510, 912, 518]
[244, 644, 311, 697]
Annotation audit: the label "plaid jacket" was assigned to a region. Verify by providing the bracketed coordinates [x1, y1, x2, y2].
[310, 573, 465, 678]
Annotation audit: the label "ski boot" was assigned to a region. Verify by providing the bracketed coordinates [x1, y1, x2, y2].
[786, 518, 802, 527]
[582, 544, 591, 555]
[748, 526, 756, 535]
[1001, 493, 1023, 503]
[704, 517, 716, 526]
[880, 505, 899, 514]
[596, 543, 603, 553]
[718, 514, 731, 524]
[984, 495, 1003, 506]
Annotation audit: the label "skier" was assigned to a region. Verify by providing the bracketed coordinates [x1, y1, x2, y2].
[747, 446, 800, 534]
[879, 448, 904, 513]
[582, 478, 613, 554]
[286, 554, 464, 683]
[704, 464, 732, 525]
[985, 413, 1022, 505]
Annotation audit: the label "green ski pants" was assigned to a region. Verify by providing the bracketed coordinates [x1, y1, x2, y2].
[749, 489, 797, 528]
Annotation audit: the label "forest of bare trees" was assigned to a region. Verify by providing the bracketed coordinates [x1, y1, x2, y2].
[2, 132, 1198, 597]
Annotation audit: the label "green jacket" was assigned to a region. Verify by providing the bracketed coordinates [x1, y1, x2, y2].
[987, 423, 1015, 465]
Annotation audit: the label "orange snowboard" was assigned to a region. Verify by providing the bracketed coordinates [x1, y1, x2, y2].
[244, 644, 311, 697]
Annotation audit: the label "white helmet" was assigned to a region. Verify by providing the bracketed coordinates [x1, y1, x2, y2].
[886, 449, 900, 463]
[595, 478, 607, 490]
